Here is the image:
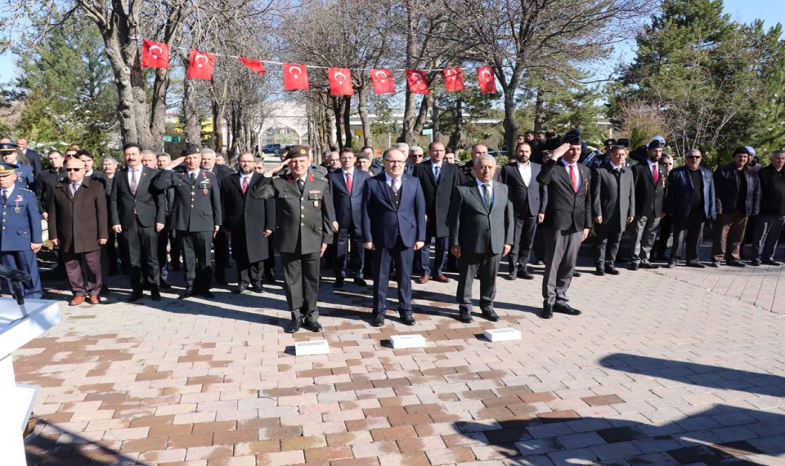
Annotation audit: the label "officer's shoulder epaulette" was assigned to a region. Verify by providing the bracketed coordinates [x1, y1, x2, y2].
[21, 188, 33, 193]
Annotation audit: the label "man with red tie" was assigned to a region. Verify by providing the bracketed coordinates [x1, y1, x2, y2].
[536, 129, 591, 319]
[628, 138, 668, 270]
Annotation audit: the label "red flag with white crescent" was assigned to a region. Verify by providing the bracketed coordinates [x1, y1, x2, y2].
[186, 49, 216, 80]
[283, 63, 309, 90]
[369, 69, 395, 94]
[141, 40, 170, 69]
[442, 68, 465, 92]
[477, 66, 497, 93]
[406, 70, 429, 95]
[238, 57, 266, 76]
[328, 68, 353, 96]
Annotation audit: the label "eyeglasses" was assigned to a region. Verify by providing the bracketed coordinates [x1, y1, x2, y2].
[65, 168, 82, 172]
[686, 156, 701, 160]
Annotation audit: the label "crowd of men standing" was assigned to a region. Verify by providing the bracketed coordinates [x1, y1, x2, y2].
[0, 131, 782, 332]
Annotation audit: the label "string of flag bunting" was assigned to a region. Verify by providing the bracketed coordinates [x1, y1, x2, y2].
[140, 39, 499, 96]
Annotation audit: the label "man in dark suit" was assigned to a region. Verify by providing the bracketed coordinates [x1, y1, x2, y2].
[751, 150, 785, 266]
[201, 149, 234, 285]
[328, 149, 369, 288]
[459, 144, 503, 184]
[536, 130, 591, 319]
[449, 155, 514, 323]
[412, 141, 459, 284]
[154, 145, 222, 298]
[252, 145, 334, 333]
[500, 142, 546, 280]
[664, 149, 716, 268]
[628, 138, 668, 270]
[110, 143, 166, 302]
[48, 158, 108, 305]
[15, 137, 43, 177]
[362, 148, 426, 327]
[35, 150, 65, 220]
[155, 152, 176, 286]
[591, 146, 635, 276]
[221, 152, 275, 294]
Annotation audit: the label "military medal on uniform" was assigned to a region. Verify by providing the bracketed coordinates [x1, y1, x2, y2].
[14, 194, 22, 214]
[309, 190, 321, 208]
[200, 172, 209, 195]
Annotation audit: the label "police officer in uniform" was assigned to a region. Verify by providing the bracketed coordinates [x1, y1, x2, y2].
[153, 145, 222, 298]
[0, 141, 36, 191]
[0, 162, 43, 298]
[252, 145, 333, 334]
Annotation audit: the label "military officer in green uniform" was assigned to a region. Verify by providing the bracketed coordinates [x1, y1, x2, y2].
[153, 144, 222, 298]
[253, 145, 333, 333]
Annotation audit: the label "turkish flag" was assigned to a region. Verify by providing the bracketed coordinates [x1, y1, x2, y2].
[406, 70, 429, 95]
[369, 69, 395, 94]
[477, 66, 497, 93]
[328, 68, 353, 96]
[186, 49, 215, 80]
[442, 68, 465, 92]
[238, 57, 265, 76]
[141, 40, 169, 69]
[283, 63, 309, 90]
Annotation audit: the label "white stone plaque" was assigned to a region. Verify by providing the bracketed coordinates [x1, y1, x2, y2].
[484, 328, 521, 342]
[294, 339, 329, 355]
[390, 334, 426, 349]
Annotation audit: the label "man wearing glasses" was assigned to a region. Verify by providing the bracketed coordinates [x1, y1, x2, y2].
[664, 149, 716, 268]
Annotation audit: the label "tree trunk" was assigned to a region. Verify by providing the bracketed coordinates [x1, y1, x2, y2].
[533, 87, 545, 132]
[213, 100, 224, 152]
[448, 95, 463, 151]
[414, 93, 431, 135]
[182, 78, 201, 144]
[357, 86, 373, 147]
[431, 94, 440, 143]
[343, 96, 353, 150]
[399, 4, 418, 144]
[331, 96, 344, 150]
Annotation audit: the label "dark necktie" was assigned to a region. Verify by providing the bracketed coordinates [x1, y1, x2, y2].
[434, 165, 441, 183]
[190, 172, 197, 183]
[482, 184, 492, 209]
[1, 189, 7, 205]
[297, 178, 304, 193]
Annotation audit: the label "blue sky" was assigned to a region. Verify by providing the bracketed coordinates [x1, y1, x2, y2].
[1, 0, 783, 85]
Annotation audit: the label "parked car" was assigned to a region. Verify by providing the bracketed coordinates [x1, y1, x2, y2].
[262, 143, 282, 154]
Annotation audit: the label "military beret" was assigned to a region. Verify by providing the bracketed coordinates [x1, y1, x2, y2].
[733, 146, 753, 156]
[563, 129, 582, 145]
[287, 145, 310, 159]
[181, 144, 201, 156]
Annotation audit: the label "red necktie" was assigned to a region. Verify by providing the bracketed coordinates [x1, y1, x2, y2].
[346, 171, 353, 194]
[569, 164, 578, 193]
[242, 176, 248, 194]
[652, 165, 659, 184]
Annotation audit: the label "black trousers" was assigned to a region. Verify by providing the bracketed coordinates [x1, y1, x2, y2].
[457, 251, 500, 313]
[671, 211, 706, 263]
[232, 232, 262, 289]
[106, 229, 121, 274]
[509, 215, 537, 271]
[265, 234, 276, 276]
[179, 230, 213, 292]
[281, 250, 322, 322]
[333, 227, 365, 279]
[170, 230, 182, 267]
[213, 229, 230, 281]
[120, 218, 160, 291]
[593, 227, 623, 267]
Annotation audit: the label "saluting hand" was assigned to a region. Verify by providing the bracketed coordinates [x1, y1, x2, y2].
[551, 143, 571, 161]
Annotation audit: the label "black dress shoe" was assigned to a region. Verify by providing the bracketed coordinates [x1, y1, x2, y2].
[400, 310, 416, 326]
[127, 290, 143, 302]
[334, 277, 345, 288]
[686, 261, 705, 268]
[727, 260, 746, 268]
[179, 290, 193, 299]
[506, 270, 517, 281]
[519, 269, 534, 280]
[482, 308, 499, 322]
[553, 303, 582, 316]
[605, 265, 620, 275]
[763, 260, 782, 266]
[354, 277, 368, 287]
[232, 288, 246, 295]
[595, 266, 606, 276]
[202, 291, 215, 298]
[708, 260, 720, 268]
[573, 271, 581, 277]
[640, 262, 659, 269]
[750, 259, 761, 266]
[304, 319, 323, 332]
[250, 285, 264, 293]
[459, 310, 473, 323]
[541, 304, 553, 319]
[667, 260, 678, 268]
[159, 280, 172, 290]
[285, 318, 302, 334]
[150, 289, 162, 302]
[371, 312, 385, 327]
[629, 263, 640, 271]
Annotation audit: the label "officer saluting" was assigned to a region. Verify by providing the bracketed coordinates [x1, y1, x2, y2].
[153, 144, 222, 299]
[252, 145, 333, 334]
[0, 161, 43, 298]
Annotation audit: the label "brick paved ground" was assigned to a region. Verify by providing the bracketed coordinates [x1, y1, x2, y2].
[16, 252, 785, 466]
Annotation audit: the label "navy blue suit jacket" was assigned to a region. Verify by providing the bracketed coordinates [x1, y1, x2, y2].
[665, 166, 716, 220]
[328, 169, 369, 231]
[361, 173, 426, 249]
